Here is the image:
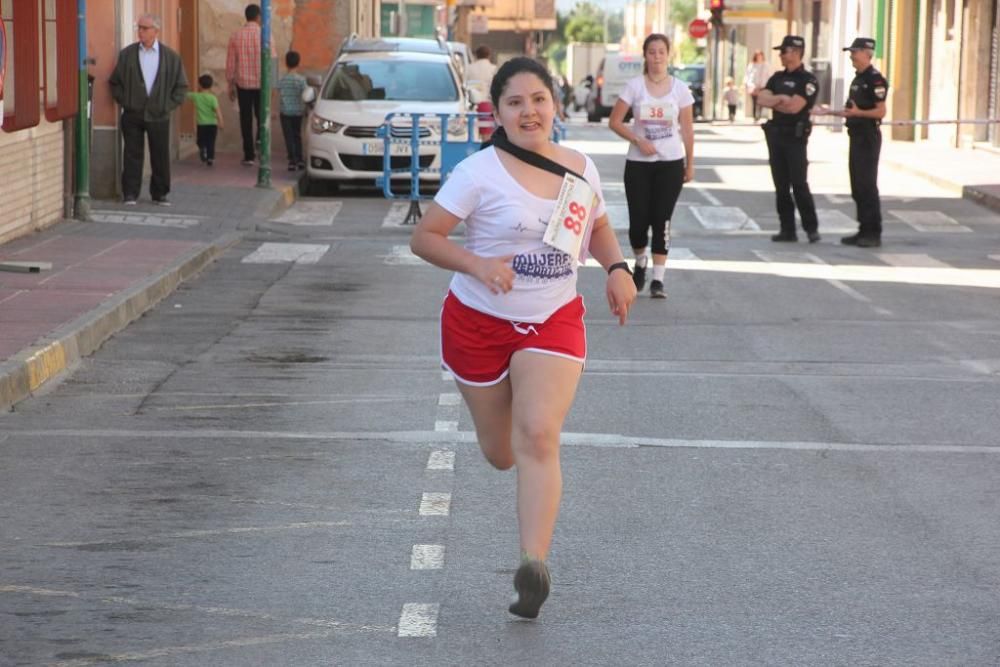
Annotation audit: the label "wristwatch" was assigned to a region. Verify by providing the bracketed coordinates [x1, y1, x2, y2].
[607, 261, 632, 276]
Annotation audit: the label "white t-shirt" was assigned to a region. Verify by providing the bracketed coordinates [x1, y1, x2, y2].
[464, 58, 497, 103]
[618, 75, 694, 162]
[433, 146, 606, 323]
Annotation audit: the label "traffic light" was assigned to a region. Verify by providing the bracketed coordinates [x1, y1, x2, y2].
[709, 0, 724, 27]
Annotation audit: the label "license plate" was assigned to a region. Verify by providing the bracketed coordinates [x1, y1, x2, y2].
[362, 141, 412, 156]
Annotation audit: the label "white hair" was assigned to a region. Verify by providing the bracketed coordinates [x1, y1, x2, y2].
[138, 13, 161, 30]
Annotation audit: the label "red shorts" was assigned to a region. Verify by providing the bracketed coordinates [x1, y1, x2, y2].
[440, 291, 587, 386]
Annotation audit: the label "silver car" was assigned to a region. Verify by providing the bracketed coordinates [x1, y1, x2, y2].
[305, 46, 469, 191]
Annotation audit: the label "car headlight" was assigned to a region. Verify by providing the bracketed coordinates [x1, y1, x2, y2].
[310, 115, 344, 134]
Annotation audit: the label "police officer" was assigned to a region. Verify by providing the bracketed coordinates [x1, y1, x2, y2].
[815, 38, 888, 247]
[756, 36, 821, 243]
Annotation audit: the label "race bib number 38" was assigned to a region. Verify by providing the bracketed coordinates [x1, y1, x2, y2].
[543, 173, 597, 258]
[640, 102, 677, 141]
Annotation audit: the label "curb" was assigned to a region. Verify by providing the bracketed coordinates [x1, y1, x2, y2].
[255, 178, 301, 221]
[0, 232, 241, 412]
[963, 185, 1000, 215]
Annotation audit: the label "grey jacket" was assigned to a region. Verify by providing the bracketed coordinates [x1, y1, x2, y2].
[110, 42, 189, 122]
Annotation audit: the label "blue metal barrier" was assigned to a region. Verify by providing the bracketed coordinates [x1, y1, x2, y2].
[376, 112, 567, 225]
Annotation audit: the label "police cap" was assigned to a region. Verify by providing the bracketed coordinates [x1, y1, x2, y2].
[844, 37, 876, 51]
[773, 35, 805, 50]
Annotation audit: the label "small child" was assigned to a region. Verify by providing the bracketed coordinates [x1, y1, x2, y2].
[723, 78, 739, 123]
[187, 74, 224, 166]
[277, 51, 307, 171]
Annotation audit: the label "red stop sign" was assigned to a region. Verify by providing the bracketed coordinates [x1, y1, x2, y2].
[689, 19, 710, 38]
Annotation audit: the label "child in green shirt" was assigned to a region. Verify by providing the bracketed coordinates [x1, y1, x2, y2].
[187, 74, 224, 166]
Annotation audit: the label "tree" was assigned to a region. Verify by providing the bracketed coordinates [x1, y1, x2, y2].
[564, 13, 604, 43]
[670, 0, 697, 27]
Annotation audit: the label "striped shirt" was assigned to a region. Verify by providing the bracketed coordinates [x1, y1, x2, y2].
[226, 22, 261, 90]
[277, 72, 307, 116]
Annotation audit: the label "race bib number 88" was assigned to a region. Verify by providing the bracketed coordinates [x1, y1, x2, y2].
[543, 173, 597, 258]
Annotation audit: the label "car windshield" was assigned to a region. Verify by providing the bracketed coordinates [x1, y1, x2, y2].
[670, 67, 705, 84]
[322, 60, 458, 102]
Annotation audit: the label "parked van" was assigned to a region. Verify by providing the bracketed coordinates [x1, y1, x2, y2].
[585, 52, 643, 122]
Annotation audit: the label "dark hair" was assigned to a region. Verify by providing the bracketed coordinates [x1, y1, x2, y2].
[285, 51, 300, 68]
[245, 4, 260, 20]
[474, 45, 491, 60]
[198, 74, 213, 89]
[489, 56, 554, 108]
[641, 33, 671, 74]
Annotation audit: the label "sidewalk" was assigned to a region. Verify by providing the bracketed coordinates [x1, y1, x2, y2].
[0, 151, 299, 410]
[710, 119, 1000, 212]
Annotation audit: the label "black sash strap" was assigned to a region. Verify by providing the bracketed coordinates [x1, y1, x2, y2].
[490, 127, 587, 183]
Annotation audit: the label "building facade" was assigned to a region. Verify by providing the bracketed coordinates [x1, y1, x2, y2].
[1, 0, 80, 243]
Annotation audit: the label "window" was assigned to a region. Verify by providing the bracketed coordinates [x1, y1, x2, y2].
[41, 0, 77, 121]
[1, 0, 39, 132]
[323, 59, 459, 102]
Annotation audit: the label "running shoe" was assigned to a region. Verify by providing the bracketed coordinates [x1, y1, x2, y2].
[508, 559, 551, 619]
[632, 262, 647, 291]
[770, 233, 798, 242]
[807, 231, 821, 243]
[649, 280, 666, 299]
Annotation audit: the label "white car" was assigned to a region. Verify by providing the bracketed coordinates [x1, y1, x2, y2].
[304, 43, 470, 191]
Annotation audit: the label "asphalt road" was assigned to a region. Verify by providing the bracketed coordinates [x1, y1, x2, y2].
[2, 117, 999, 666]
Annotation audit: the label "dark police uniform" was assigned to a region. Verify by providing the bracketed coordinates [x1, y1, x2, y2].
[843, 38, 889, 244]
[763, 36, 820, 242]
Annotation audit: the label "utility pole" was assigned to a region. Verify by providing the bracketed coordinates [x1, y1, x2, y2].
[257, 0, 272, 188]
[73, 0, 91, 220]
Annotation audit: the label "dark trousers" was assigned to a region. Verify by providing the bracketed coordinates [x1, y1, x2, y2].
[280, 114, 303, 164]
[236, 86, 261, 161]
[727, 104, 737, 121]
[624, 158, 686, 255]
[751, 95, 762, 120]
[764, 126, 819, 235]
[848, 123, 883, 238]
[196, 125, 218, 161]
[121, 110, 170, 200]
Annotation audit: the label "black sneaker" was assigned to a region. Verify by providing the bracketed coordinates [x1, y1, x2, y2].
[649, 280, 666, 299]
[297, 161, 306, 170]
[771, 233, 798, 242]
[632, 262, 647, 291]
[123, 197, 137, 206]
[152, 197, 171, 207]
[508, 560, 551, 619]
[807, 231, 821, 243]
[288, 163, 297, 172]
[841, 234, 881, 247]
[206, 159, 214, 167]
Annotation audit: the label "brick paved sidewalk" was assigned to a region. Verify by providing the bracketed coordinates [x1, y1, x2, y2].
[0, 151, 300, 410]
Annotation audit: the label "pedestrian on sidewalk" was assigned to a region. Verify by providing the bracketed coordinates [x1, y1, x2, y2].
[608, 33, 695, 299]
[723, 78, 739, 122]
[410, 57, 636, 620]
[756, 35, 821, 244]
[187, 74, 224, 166]
[744, 50, 771, 122]
[277, 51, 306, 171]
[813, 38, 888, 248]
[109, 13, 189, 206]
[227, 4, 264, 166]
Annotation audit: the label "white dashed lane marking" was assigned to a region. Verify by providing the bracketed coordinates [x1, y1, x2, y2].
[397, 603, 439, 637]
[419, 492, 451, 516]
[426, 450, 455, 471]
[434, 420, 458, 432]
[410, 544, 446, 570]
[242, 243, 330, 264]
[437, 393, 461, 406]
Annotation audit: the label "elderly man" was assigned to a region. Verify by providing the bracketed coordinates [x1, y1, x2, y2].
[815, 38, 889, 247]
[109, 14, 188, 206]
